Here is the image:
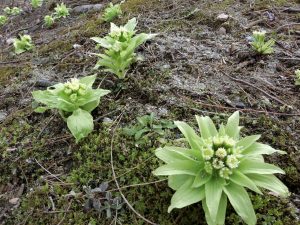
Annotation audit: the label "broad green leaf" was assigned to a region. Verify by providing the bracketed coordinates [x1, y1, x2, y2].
[153, 160, 201, 176]
[134, 128, 150, 140]
[224, 183, 256, 225]
[218, 124, 226, 136]
[196, 115, 218, 139]
[155, 147, 199, 164]
[242, 142, 286, 155]
[124, 18, 137, 32]
[168, 178, 205, 212]
[238, 159, 285, 174]
[202, 194, 227, 225]
[230, 170, 262, 194]
[247, 174, 289, 197]
[192, 171, 211, 188]
[174, 121, 204, 151]
[67, 108, 94, 142]
[79, 74, 96, 88]
[90, 37, 111, 49]
[236, 135, 261, 150]
[168, 174, 193, 190]
[205, 177, 225, 222]
[225, 111, 240, 138]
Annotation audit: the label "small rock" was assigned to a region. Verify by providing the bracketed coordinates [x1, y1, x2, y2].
[9, 198, 20, 205]
[235, 101, 246, 109]
[158, 108, 168, 116]
[34, 79, 55, 87]
[217, 13, 229, 22]
[217, 27, 227, 35]
[0, 111, 7, 122]
[72, 4, 103, 14]
[6, 38, 15, 45]
[103, 117, 113, 123]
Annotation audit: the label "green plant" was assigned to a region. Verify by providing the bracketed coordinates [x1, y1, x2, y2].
[32, 75, 110, 142]
[44, 15, 55, 28]
[124, 113, 176, 141]
[103, 3, 122, 22]
[31, 0, 43, 9]
[250, 31, 275, 55]
[0, 15, 7, 26]
[13, 35, 34, 54]
[53, 3, 70, 19]
[295, 69, 300, 86]
[91, 18, 156, 79]
[4, 7, 22, 16]
[153, 111, 289, 225]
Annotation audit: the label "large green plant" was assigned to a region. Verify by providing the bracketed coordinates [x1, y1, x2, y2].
[91, 18, 156, 79]
[32, 75, 110, 142]
[103, 2, 122, 22]
[153, 111, 289, 225]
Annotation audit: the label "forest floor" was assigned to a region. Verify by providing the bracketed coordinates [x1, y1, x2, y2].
[1, 0, 300, 224]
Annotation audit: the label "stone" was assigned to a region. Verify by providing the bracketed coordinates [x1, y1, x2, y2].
[72, 4, 103, 14]
[217, 13, 229, 22]
[9, 197, 20, 205]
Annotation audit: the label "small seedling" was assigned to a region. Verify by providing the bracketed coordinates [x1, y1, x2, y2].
[83, 183, 124, 217]
[4, 7, 22, 16]
[44, 15, 55, 28]
[250, 30, 275, 55]
[31, 0, 43, 9]
[295, 69, 300, 86]
[124, 113, 176, 140]
[13, 35, 34, 54]
[103, 3, 122, 22]
[32, 75, 110, 142]
[91, 18, 156, 79]
[153, 111, 289, 225]
[53, 3, 70, 19]
[0, 15, 7, 26]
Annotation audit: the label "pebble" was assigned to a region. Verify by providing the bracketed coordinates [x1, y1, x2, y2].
[0, 111, 7, 122]
[9, 198, 20, 205]
[217, 27, 227, 35]
[72, 4, 103, 14]
[217, 13, 229, 22]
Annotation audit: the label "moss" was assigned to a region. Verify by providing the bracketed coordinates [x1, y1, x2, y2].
[121, 0, 162, 13]
[38, 40, 73, 55]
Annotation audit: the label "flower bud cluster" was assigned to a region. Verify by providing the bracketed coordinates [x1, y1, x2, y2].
[63, 78, 87, 103]
[202, 136, 242, 179]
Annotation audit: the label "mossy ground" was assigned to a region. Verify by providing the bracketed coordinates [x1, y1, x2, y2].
[1, 0, 300, 224]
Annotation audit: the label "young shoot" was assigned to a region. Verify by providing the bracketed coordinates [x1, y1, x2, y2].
[250, 30, 275, 55]
[91, 18, 156, 79]
[295, 69, 300, 86]
[31, 0, 43, 9]
[153, 111, 289, 225]
[44, 15, 55, 28]
[0, 15, 8, 26]
[103, 3, 122, 22]
[13, 35, 34, 54]
[4, 6, 22, 16]
[53, 3, 70, 19]
[32, 75, 110, 142]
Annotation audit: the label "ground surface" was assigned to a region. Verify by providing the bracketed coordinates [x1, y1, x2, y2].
[1, 0, 300, 224]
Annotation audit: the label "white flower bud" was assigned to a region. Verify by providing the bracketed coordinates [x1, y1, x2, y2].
[212, 158, 224, 169]
[226, 155, 239, 169]
[215, 148, 227, 159]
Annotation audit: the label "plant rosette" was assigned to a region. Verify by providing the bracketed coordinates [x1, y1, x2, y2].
[153, 111, 289, 225]
[32, 75, 110, 142]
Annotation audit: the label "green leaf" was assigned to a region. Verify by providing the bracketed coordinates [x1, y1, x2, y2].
[168, 178, 205, 212]
[242, 142, 286, 155]
[153, 160, 201, 176]
[79, 74, 96, 88]
[67, 108, 94, 142]
[223, 183, 256, 225]
[124, 18, 137, 32]
[202, 194, 227, 225]
[225, 111, 240, 138]
[230, 170, 262, 194]
[174, 121, 204, 151]
[192, 171, 211, 188]
[168, 174, 193, 190]
[238, 159, 285, 174]
[155, 147, 199, 164]
[34, 106, 49, 113]
[247, 174, 289, 197]
[196, 115, 218, 139]
[205, 177, 225, 222]
[236, 135, 261, 150]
